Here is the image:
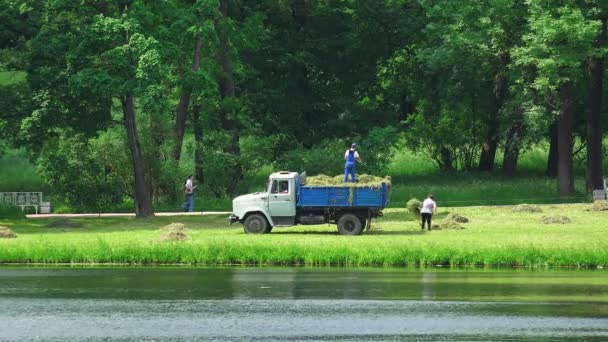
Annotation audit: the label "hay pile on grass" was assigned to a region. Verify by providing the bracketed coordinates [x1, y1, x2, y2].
[305, 174, 390, 187]
[406, 198, 421, 216]
[440, 220, 464, 230]
[445, 213, 469, 223]
[512, 204, 543, 213]
[0, 226, 17, 238]
[46, 219, 83, 228]
[427, 213, 468, 230]
[428, 220, 463, 230]
[586, 201, 608, 212]
[158, 223, 189, 242]
[540, 215, 571, 224]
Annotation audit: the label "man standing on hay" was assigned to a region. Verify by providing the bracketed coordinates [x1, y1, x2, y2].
[344, 143, 362, 183]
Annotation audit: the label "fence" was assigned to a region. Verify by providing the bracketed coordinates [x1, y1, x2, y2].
[0, 192, 43, 214]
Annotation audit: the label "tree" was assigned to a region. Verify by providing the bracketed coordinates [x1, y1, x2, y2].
[513, 1, 601, 196]
[584, 3, 608, 191]
[24, 0, 172, 216]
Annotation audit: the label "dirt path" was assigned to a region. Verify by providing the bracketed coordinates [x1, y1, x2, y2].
[26, 211, 231, 219]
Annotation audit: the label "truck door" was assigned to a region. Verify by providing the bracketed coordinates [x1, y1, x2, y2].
[268, 178, 296, 226]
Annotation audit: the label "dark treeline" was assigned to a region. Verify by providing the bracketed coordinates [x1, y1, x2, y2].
[0, 0, 606, 216]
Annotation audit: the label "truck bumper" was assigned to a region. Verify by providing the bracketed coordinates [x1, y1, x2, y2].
[228, 214, 240, 225]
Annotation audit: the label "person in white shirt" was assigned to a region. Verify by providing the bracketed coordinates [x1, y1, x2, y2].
[182, 175, 195, 212]
[344, 143, 362, 182]
[420, 194, 437, 231]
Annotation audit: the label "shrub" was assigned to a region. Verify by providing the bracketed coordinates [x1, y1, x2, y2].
[406, 198, 421, 216]
[0, 203, 25, 219]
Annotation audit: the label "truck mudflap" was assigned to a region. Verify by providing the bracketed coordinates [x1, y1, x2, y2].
[228, 214, 239, 225]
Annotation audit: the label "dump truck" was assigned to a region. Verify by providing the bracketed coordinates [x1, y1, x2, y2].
[228, 171, 390, 235]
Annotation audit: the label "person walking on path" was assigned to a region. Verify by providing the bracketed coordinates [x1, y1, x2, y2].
[420, 194, 437, 231]
[344, 143, 362, 183]
[182, 175, 196, 212]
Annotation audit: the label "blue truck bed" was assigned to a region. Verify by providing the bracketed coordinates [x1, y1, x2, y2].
[297, 183, 390, 209]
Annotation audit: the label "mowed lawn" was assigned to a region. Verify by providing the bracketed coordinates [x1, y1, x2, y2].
[1, 204, 607, 267]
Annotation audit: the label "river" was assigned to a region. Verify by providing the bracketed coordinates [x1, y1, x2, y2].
[0, 267, 607, 341]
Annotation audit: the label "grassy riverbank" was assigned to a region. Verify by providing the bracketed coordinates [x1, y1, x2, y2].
[1, 204, 607, 267]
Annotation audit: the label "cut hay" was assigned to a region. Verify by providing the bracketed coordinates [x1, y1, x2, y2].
[305, 174, 338, 186]
[304, 174, 390, 187]
[0, 226, 17, 238]
[304, 174, 391, 206]
[439, 220, 464, 230]
[158, 223, 189, 242]
[445, 213, 469, 223]
[512, 204, 543, 213]
[586, 201, 608, 212]
[46, 219, 83, 228]
[406, 198, 421, 216]
[540, 215, 571, 224]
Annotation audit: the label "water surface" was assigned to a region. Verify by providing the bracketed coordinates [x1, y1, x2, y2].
[1, 267, 607, 341]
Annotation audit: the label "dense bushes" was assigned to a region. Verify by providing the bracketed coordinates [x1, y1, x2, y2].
[0, 203, 25, 219]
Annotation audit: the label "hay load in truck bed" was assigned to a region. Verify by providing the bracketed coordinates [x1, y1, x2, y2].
[302, 174, 391, 187]
[299, 174, 391, 208]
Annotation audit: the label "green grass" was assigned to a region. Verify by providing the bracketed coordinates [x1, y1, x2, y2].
[386, 147, 592, 207]
[0, 71, 26, 86]
[1, 204, 607, 267]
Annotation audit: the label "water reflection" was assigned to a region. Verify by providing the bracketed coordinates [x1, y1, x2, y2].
[0, 267, 607, 341]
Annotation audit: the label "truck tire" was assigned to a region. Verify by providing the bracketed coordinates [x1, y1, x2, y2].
[337, 214, 363, 235]
[243, 214, 269, 234]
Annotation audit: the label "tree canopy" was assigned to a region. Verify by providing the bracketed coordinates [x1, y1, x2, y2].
[1, 0, 606, 215]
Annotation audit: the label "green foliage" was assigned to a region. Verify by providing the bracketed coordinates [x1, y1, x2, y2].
[0, 147, 46, 192]
[513, 2, 602, 92]
[277, 139, 344, 175]
[0, 203, 25, 219]
[2, 0, 608, 211]
[277, 127, 399, 176]
[37, 133, 126, 211]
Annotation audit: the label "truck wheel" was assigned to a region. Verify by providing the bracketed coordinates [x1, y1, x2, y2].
[337, 214, 363, 235]
[243, 214, 269, 234]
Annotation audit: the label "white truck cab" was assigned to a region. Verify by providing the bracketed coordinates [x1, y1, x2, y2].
[229, 172, 299, 233]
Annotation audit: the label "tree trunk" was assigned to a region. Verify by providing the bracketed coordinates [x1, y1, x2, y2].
[557, 82, 575, 197]
[216, 0, 241, 196]
[122, 94, 154, 217]
[585, 20, 605, 191]
[503, 120, 524, 177]
[546, 119, 558, 178]
[192, 103, 204, 185]
[173, 38, 203, 161]
[479, 73, 507, 171]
